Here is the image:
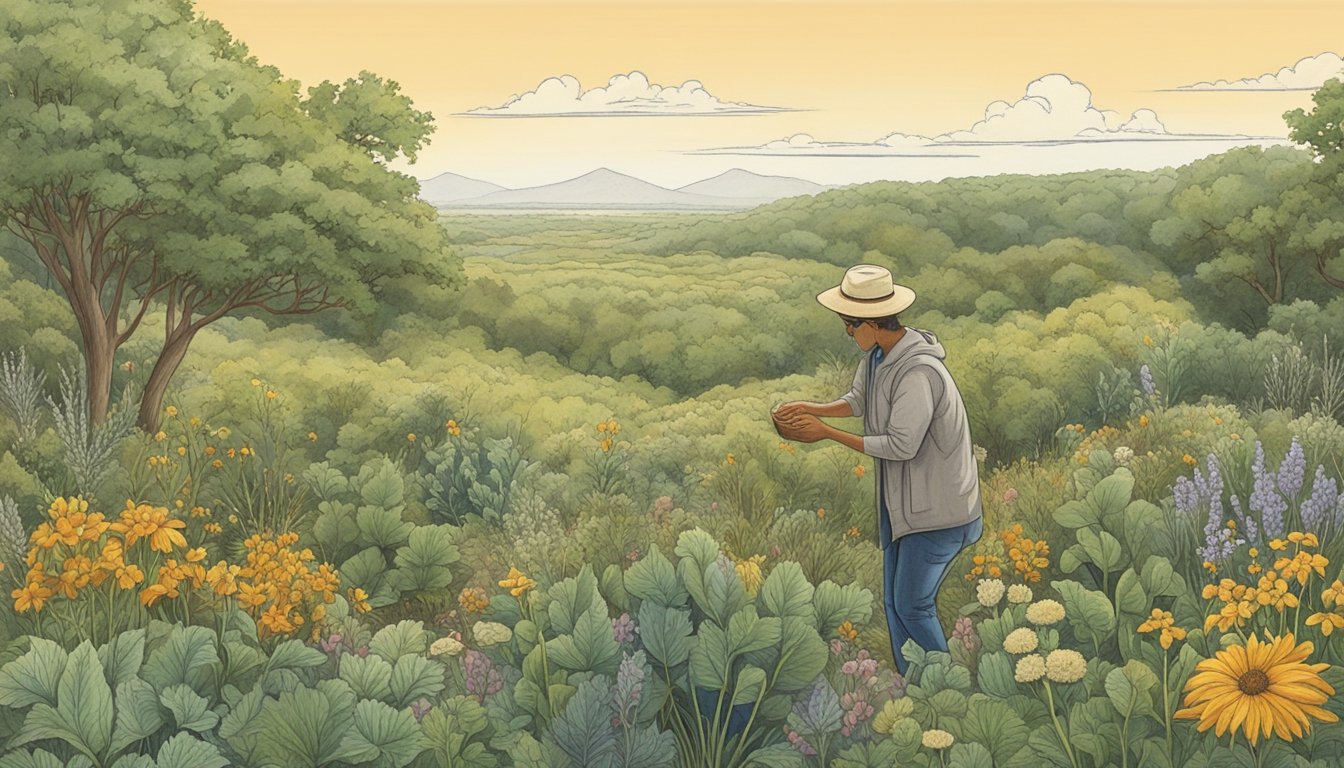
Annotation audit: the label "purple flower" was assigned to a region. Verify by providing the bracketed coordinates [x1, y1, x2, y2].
[784, 728, 817, 757]
[1301, 466, 1339, 535]
[320, 633, 344, 654]
[1277, 438, 1307, 502]
[612, 612, 636, 644]
[1139, 365, 1156, 397]
[464, 649, 503, 700]
[612, 651, 645, 725]
[409, 698, 432, 722]
[1250, 442, 1287, 540]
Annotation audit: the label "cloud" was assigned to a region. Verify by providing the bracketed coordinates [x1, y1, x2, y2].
[696, 74, 1272, 158]
[462, 71, 793, 116]
[1173, 52, 1344, 91]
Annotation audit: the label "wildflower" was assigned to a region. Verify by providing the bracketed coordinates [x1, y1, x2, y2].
[1175, 633, 1337, 745]
[308, 431, 318, 442]
[921, 729, 954, 750]
[735, 555, 766, 596]
[1137, 609, 1188, 650]
[725, 453, 735, 465]
[1113, 446, 1134, 467]
[600, 438, 613, 453]
[12, 581, 53, 613]
[837, 621, 858, 642]
[1139, 415, 1149, 428]
[445, 420, 460, 437]
[498, 566, 537, 598]
[265, 389, 277, 400]
[429, 635, 464, 657]
[165, 406, 178, 417]
[250, 378, 261, 387]
[1007, 584, 1033, 604]
[407, 433, 416, 443]
[347, 587, 372, 613]
[846, 526, 861, 538]
[1015, 653, 1046, 683]
[1184, 454, 1197, 467]
[1026, 599, 1066, 626]
[817, 507, 826, 520]
[854, 464, 866, 479]
[1003, 487, 1019, 503]
[612, 613, 637, 643]
[1003, 628, 1039, 654]
[458, 586, 490, 613]
[1143, 335, 1154, 348]
[211, 460, 223, 469]
[1045, 649, 1088, 683]
[976, 578, 1005, 607]
[473, 621, 513, 647]
[176, 446, 187, 457]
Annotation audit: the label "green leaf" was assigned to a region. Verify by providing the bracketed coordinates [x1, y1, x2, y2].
[731, 665, 767, 707]
[624, 546, 687, 609]
[0, 749, 77, 768]
[1053, 499, 1099, 529]
[1115, 569, 1148, 616]
[389, 655, 446, 709]
[12, 643, 113, 763]
[142, 625, 220, 692]
[154, 732, 230, 768]
[811, 581, 873, 635]
[547, 566, 604, 637]
[160, 684, 219, 732]
[1089, 470, 1135, 520]
[728, 606, 782, 655]
[1140, 556, 1185, 598]
[340, 653, 394, 703]
[758, 561, 815, 622]
[370, 620, 430, 663]
[110, 677, 166, 754]
[97, 629, 145, 688]
[1105, 660, 1159, 720]
[254, 680, 358, 768]
[549, 677, 616, 768]
[358, 458, 406, 509]
[0, 637, 67, 708]
[1054, 580, 1116, 639]
[764, 616, 827, 693]
[927, 688, 969, 722]
[961, 696, 1030, 765]
[1122, 500, 1163, 561]
[1076, 527, 1124, 572]
[342, 546, 399, 608]
[636, 603, 692, 669]
[392, 524, 459, 592]
[598, 563, 628, 614]
[689, 622, 732, 691]
[221, 636, 267, 692]
[339, 699, 426, 768]
[265, 640, 327, 677]
[948, 742, 995, 768]
[974, 652, 1019, 699]
[357, 505, 415, 550]
[218, 686, 265, 762]
[546, 606, 621, 676]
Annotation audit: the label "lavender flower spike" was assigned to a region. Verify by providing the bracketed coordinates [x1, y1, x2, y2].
[1249, 442, 1287, 541]
[1300, 466, 1339, 536]
[1139, 364, 1156, 397]
[1276, 438, 1307, 503]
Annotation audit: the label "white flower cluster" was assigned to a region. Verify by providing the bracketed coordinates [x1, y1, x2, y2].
[473, 621, 513, 647]
[429, 635, 464, 657]
[1003, 627, 1039, 654]
[976, 578, 1006, 607]
[1112, 446, 1135, 467]
[1044, 649, 1088, 683]
[1006, 584, 1033, 604]
[921, 729, 955, 750]
[1026, 599, 1065, 626]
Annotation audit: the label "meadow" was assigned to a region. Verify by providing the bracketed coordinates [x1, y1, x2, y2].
[1, 146, 1344, 767]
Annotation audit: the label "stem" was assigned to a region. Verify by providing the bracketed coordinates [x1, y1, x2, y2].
[1163, 649, 1174, 764]
[1044, 680, 1079, 768]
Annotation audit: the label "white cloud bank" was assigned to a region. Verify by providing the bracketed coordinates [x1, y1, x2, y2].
[463, 71, 791, 116]
[1175, 52, 1344, 91]
[699, 74, 1274, 158]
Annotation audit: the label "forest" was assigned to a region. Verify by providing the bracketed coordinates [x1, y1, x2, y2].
[2, 1, 1344, 766]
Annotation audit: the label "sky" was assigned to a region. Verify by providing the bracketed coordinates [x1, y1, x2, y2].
[193, 1, 1344, 189]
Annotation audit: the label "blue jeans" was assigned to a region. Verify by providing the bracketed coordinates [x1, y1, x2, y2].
[882, 517, 983, 676]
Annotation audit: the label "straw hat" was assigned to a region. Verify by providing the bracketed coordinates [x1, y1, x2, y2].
[816, 264, 916, 318]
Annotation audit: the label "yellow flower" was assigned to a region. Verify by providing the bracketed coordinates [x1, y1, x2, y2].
[176, 446, 187, 456]
[597, 421, 608, 434]
[1306, 611, 1344, 636]
[1143, 335, 1154, 347]
[407, 433, 417, 443]
[12, 581, 53, 613]
[853, 464, 866, 479]
[1231, 433, 1242, 441]
[498, 566, 537, 598]
[1139, 415, 1149, 427]
[817, 507, 826, 520]
[837, 621, 858, 641]
[165, 405, 178, 417]
[847, 527, 861, 538]
[735, 555, 765, 596]
[1183, 454, 1197, 466]
[308, 431, 318, 442]
[725, 453, 735, 466]
[347, 586, 372, 613]
[211, 459, 224, 469]
[600, 438, 613, 453]
[265, 389, 277, 400]
[190, 416, 201, 427]
[445, 420, 460, 437]
[154, 431, 167, 442]
[1136, 609, 1187, 650]
[204, 522, 222, 534]
[1175, 633, 1337, 745]
[250, 378, 261, 387]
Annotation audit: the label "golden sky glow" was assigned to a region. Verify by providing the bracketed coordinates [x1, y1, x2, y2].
[195, 1, 1344, 187]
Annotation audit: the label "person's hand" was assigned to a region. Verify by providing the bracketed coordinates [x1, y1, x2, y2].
[773, 401, 815, 420]
[782, 413, 828, 444]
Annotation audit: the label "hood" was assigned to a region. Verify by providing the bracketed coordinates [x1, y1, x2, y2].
[888, 327, 946, 363]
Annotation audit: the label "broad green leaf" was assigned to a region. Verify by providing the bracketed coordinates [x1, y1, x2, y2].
[265, 640, 327, 676]
[338, 699, 426, 768]
[1105, 660, 1159, 720]
[1077, 527, 1124, 572]
[341, 546, 395, 607]
[758, 562, 815, 622]
[391, 524, 459, 592]
[766, 617, 827, 693]
[546, 607, 621, 676]
[549, 677, 616, 768]
[339, 654, 394, 703]
[369, 620, 430, 663]
[389, 655, 446, 709]
[1140, 556, 1185, 598]
[547, 566, 604, 637]
[730, 665, 767, 707]
[159, 684, 218, 732]
[254, 680, 358, 768]
[689, 622, 732, 691]
[974, 652, 1019, 699]
[636, 603, 692, 669]
[1089, 470, 1135, 520]
[142, 625, 219, 692]
[110, 677, 166, 754]
[58, 642, 113, 758]
[1054, 580, 1116, 640]
[1053, 499, 1099, 529]
[97, 629, 145, 688]
[948, 742, 995, 768]
[154, 732, 230, 768]
[218, 685, 266, 762]
[358, 458, 406, 509]
[357, 505, 414, 550]
[0, 637, 67, 708]
[728, 606, 782, 656]
[961, 696, 1030, 764]
[598, 563, 628, 614]
[811, 581, 873, 635]
[624, 546, 687, 609]
[1115, 569, 1147, 616]
[0, 750, 75, 768]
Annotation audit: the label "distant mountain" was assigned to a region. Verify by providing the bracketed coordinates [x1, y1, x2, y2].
[421, 167, 831, 211]
[417, 171, 508, 204]
[676, 169, 829, 200]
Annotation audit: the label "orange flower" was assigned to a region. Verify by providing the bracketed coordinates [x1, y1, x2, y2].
[347, 586, 372, 613]
[12, 581, 53, 613]
[853, 464, 866, 479]
[498, 566, 537, 598]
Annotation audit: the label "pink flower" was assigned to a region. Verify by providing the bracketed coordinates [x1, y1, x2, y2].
[858, 658, 878, 678]
[1003, 488, 1019, 504]
[831, 640, 845, 655]
[842, 660, 859, 676]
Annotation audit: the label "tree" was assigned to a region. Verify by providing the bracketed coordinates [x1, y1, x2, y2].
[0, 0, 460, 432]
[1286, 78, 1344, 292]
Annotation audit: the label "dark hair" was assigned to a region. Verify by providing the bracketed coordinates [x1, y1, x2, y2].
[843, 314, 903, 330]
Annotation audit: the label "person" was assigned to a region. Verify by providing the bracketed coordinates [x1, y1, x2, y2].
[774, 264, 983, 675]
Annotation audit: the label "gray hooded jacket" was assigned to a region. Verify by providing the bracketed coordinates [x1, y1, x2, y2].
[839, 327, 983, 545]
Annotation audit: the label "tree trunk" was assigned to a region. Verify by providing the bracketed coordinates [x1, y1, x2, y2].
[67, 284, 117, 426]
[138, 329, 196, 434]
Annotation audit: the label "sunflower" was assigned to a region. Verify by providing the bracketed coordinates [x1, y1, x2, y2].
[1175, 633, 1338, 745]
